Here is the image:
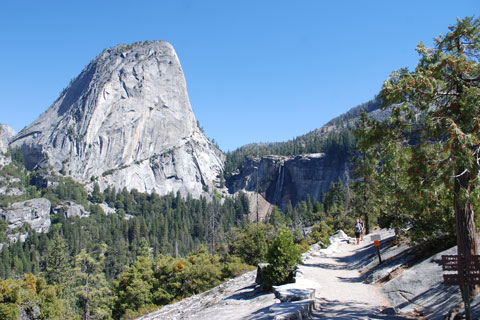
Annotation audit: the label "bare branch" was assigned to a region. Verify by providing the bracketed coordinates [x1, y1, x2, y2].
[453, 168, 469, 178]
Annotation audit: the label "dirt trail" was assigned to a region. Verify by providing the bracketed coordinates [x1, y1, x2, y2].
[303, 236, 417, 320]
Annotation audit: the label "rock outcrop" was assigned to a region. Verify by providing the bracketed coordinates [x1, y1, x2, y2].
[227, 154, 350, 210]
[0, 198, 51, 238]
[0, 124, 15, 166]
[0, 177, 25, 197]
[381, 239, 480, 320]
[10, 41, 224, 198]
[53, 201, 89, 218]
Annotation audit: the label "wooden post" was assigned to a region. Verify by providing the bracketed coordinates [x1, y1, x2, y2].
[371, 234, 382, 265]
[374, 240, 382, 264]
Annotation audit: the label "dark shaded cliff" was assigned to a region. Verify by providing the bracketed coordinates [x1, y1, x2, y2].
[226, 153, 350, 210]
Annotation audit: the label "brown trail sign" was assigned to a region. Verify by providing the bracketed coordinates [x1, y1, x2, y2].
[442, 255, 480, 320]
[442, 255, 480, 285]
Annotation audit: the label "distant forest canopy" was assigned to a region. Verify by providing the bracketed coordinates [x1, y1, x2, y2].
[0, 168, 251, 281]
[224, 97, 380, 179]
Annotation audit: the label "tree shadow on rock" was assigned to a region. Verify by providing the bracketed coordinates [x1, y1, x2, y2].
[311, 298, 418, 320]
[226, 284, 273, 301]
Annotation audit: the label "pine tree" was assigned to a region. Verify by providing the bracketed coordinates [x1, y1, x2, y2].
[45, 234, 70, 285]
[90, 182, 105, 204]
[73, 246, 112, 320]
[379, 16, 480, 297]
[261, 228, 302, 288]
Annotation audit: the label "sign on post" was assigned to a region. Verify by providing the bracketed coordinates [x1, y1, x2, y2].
[442, 255, 480, 285]
[370, 234, 382, 264]
[442, 255, 480, 320]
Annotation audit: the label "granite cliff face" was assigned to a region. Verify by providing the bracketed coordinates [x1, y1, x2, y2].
[10, 41, 224, 198]
[227, 154, 350, 210]
[0, 124, 16, 166]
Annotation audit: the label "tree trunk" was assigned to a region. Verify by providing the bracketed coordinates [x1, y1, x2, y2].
[454, 169, 479, 297]
[83, 297, 89, 320]
[363, 192, 370, 235]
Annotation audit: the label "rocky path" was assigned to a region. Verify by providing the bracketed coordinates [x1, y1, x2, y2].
[137, 270, 278, 320]
[302, 235, 408, 319]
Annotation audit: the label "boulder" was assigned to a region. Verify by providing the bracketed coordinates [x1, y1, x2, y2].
[272, 284, 315, 303]
[99, 203, 116, 215]
[381, 238, 480, 320]
[255, 263, 270, 285]
[268, 299, 315, 320]
[53, 201, 89, 218]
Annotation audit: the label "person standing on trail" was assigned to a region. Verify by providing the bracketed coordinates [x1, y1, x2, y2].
[354, 219, 363, 245]
[359, 218, 365, 241]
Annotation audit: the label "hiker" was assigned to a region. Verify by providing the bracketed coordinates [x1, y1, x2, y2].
[354, 219, 363, 245]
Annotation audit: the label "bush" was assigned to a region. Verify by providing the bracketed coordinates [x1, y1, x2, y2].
[0, 275, 64, 320]
[0, 303, 19, 320]
[220, 255, 255, 279]
[229, 223, 272, 266]
[261, 228, 302, 289]
[310, 221, 333, 248]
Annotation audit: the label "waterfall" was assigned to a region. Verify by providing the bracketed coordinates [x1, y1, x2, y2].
[274, 161, 285, 205]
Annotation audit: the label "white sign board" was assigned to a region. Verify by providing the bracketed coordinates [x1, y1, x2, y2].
[370, 234, 381, 242]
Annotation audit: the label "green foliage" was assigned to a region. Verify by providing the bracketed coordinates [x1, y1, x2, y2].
[0, 274, 65, 320]
[262, 228, 302, 289]
[113, 244, 252, 319]
[90, 182, 105, 204]
[310, 221, 332, 248]
[322, 179, 346, 214]
[228, 223, 272, 266]
[45, 234, 70, 286]
[41, 176, 88, 208]
[113, 255, 154, 319]
[0, 303, 19, 320]
[357, 17, 480, 251]
[73, 246, 112, 320]
[220, 255, 256, 279]
[9, 147, 25, 167]
[348, 110, 383, 235]
[319, 179, 356, 236]
[0, 219, 7, 243]
[0, 160, 35, 208]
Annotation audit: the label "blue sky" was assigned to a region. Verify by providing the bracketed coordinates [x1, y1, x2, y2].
[0, 1, 477, 151]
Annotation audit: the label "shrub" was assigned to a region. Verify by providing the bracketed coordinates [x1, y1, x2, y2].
[310, 221, 332, 248]
[229, 223, 272, 266]
[261, 228, 302, 289]
[220, 255, 255, 279]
